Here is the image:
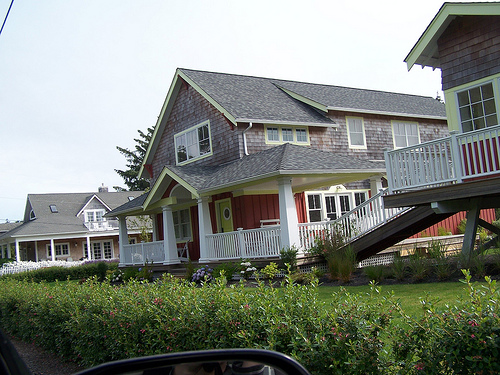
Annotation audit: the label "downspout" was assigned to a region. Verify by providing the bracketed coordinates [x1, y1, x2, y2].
[242, 122, 253, 156]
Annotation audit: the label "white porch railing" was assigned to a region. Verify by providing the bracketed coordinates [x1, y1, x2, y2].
[205, 226, 282, 261]
[122, 241, 165, 265]
[84, 219, 119, 231]
[298, 189, 409, 248]
[385, 125, 500, 193]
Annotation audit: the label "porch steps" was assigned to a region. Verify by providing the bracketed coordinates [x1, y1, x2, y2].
[348, 206, 455, 262]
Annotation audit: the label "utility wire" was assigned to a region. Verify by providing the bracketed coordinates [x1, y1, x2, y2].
[0, 0, 15, 37]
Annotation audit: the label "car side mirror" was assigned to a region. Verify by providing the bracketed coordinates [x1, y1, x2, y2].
[74, 349, 311, 375]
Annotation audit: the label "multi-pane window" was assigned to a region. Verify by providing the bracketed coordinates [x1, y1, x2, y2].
[265, 125, 309, 144]
[392, 121, 419, 148]
[46, 243, 70, 258]
[175, 120, 212, 164]
[282, 128, 293, 142]
[457, 82, 498, 132]
[296, 128, 307, 143]
[307, 191, 368, 222]
[84, 240, 113, 260]
[307, 194, 322, 222]
[173, 209, 191, 241]
[267, 127, 279, 142]
[86, 209, 105, 222]
[346, 117, 366, 148]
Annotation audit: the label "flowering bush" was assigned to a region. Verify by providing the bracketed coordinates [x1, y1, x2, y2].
[239, 260, 256, 279]
[108, 269, 124, 283]
[191, 265, 213, 283]
[0, 270, 499, 374]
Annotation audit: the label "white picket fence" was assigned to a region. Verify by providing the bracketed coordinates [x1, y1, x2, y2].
[0, 260, 85, 276]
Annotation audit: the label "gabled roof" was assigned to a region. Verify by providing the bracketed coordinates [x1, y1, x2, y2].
[0, 191, 144, 240]
[405, 2, 500, 70]
[140, 68, 446, 179]
[115, 144, 386, 216]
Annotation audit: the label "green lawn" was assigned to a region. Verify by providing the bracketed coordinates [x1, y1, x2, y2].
[317, 281, 481, 318]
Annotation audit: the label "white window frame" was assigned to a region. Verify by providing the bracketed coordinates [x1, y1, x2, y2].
[174, 120, 213, 165]
[173, 208, 192, 241]
[265, 125, 310, 145]
[456, 81, 498, 132]
[391, 121, 420, 148]
[306, 190, 369, 222]
[85, 209, 105, 222]
[83, 240, 114, 260]
[46, 243, 70, 258]
[346, 117, 367, 149]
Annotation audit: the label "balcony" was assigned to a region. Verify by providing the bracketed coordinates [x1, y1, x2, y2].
[385, 125, 500, 193]
[84, 219, 119, 231]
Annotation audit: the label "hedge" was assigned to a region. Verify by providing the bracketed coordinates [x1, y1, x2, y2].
[0, 271, 498, 375]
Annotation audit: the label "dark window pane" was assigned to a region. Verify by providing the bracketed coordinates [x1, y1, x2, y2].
[309, 211, 321, 222]
[470, 87, 482, 103]
[482, 83, 494, 100]
[457, 91, 470, 106]
[459, 106, 471, 121]
[486, 114, 498, 127]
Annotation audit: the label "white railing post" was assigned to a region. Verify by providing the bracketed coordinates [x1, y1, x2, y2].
[384, 149, 395, 193]
[449, 130, 463, 183]
[237, 228, 247, 258]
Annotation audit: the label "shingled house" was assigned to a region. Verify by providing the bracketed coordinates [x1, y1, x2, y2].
[0, 188, 145, 262]
[108, 68, 450, 266]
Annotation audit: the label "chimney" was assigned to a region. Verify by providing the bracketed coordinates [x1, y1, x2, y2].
[98, 183, 108, 193]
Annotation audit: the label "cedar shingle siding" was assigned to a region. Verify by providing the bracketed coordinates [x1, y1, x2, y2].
[438, 15, 500, 90]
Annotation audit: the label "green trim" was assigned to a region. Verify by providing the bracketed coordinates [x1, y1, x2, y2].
[275, 86, 328, 112]
[405, 3, 500, 70]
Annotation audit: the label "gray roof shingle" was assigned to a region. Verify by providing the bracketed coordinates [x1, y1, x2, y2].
[180, 68, 446, 121]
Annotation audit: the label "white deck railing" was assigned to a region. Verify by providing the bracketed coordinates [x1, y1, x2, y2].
[386, 125, 500, 193]
[205, 226, 282, 261]
[299, 189, 409, 248]
[122, 241, 165, 265]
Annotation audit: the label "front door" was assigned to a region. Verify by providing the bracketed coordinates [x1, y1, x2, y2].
[216, 199, 234, 233]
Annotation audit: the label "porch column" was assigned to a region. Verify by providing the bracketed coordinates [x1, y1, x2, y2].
[462, 202, 481, 262]
[86, 236, 92, 260]
[278, 177, 300, 250]
[118, 216, 128, 265]
[15, 239, 20, 262]
[198, 197, 212, 262]
[152, 214, 159, 242]
[35, 241, 39, 262]
[7, 243, 11, 259]
[162, 206, 180, 265]
[370, 176, 384, 196]
[50, 238, 56, 261]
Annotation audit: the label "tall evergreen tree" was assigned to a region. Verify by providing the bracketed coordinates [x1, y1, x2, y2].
[114, 126, 154, 191]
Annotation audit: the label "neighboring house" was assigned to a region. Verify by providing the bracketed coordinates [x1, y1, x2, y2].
[108, 68, 450, 266]
[0, 187, 146, 262]
[384, 2, 500, 256]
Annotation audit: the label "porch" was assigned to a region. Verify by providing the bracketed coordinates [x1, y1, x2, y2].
[120, 189, 408, 265]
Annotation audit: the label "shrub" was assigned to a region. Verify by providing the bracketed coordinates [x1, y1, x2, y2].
[427, 240, 454, 281]
[390, 251, 407, 281]
[327, 246, 357, 283]
[260, 262, 279, 280]
[279, 246, 298, 271]
[407, 249, 428, 282]
[363, 265, 387, 283]
[213, 262, 238, 280]
[192, 265, 213, 284]
[391, 270, 500, 374]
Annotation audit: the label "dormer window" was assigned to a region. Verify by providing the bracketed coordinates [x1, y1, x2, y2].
[265, 125, 310, 145]
[85, 209, 105, 222]
[457, 82, 498, 132]
[49, 205, 58, 213]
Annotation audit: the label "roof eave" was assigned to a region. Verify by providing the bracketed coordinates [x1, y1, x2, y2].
[235, 118, 338, 128]
[405, 2, 500, 71]
[326, 106, 446, 120]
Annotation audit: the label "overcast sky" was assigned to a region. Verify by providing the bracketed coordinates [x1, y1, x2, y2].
[0, 0, 477, 222]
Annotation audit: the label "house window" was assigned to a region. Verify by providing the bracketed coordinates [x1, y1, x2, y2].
[265, 125, 309, 144]
[84, 240, 113, 260]
[282, 128, 293, 142]
[86, 209, 105, 222]
[325, 196, 337, 220]
[307, 194, 322, 222]
[46, 243, 70, 258]
[175, 120, 212, 164]
[173, 209, 191, 241]
[392, 121, 420, 148]
[354, 192, 367, 206]
[49, 205, 58, 213]
[457, 82, 498, 132]
[346, 117, 366, 148]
